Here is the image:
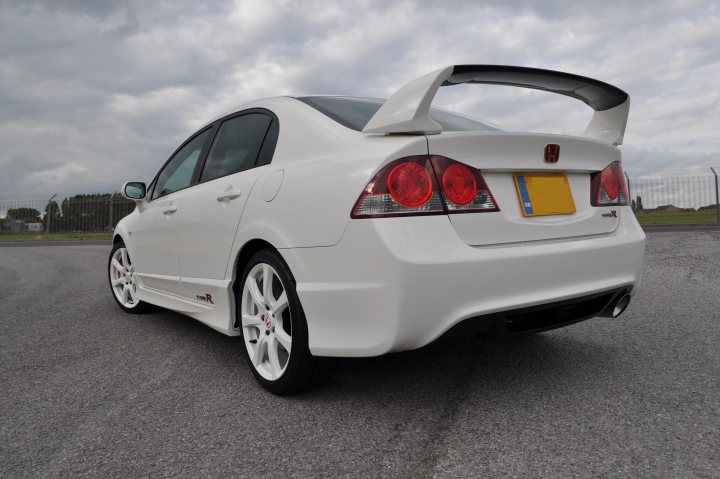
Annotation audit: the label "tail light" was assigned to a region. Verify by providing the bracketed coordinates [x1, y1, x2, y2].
[351, 156, 445, 218]
[387, 162, 433, 208]
[351, 155, 498, 218]
[590, 161, 629, 206]
[430, 156, 498, 213]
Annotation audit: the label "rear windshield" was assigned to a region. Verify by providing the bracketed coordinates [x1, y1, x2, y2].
[296, 96, 502, 132]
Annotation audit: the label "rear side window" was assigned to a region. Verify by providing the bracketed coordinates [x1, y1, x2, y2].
[256, 120, 279, 166]
[201, 113, 273, 182]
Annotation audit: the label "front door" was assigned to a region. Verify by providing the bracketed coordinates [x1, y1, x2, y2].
[131, 127, 212, 296]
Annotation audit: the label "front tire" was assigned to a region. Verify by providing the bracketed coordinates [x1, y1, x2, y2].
[238, 249, 336, 395]
[108, 241, 149, 314]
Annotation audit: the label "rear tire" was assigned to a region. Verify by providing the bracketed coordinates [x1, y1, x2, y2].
[238, 249, 336, 395]
[108, 241, 150, 314]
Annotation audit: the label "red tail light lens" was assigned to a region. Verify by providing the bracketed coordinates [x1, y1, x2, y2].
[351, 156, 444, 218]
[617, 162, 629, 201]
[600, 167, 619, 199]
[591, 161, 629, 206]
[430, 156, 499, 213]
[352, 155, 499, 218]
[387, 162, 433, 208]
[442, 164, 477, 206]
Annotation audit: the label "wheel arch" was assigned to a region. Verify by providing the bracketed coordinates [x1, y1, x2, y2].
[229, 237, 303, 327]
[231, 239, 279, 318]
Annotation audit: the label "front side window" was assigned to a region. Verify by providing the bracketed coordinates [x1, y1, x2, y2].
[152, 129, 211, 199]
[200, 113, 273, 183]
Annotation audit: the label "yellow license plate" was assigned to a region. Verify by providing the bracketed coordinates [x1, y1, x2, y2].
[513, 174, 576, 217]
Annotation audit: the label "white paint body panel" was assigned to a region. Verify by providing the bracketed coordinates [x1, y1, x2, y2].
[427, 131, 622, 244]
[129, 198, 183, 296]
[114, 90, 645, 357]
[584, 99, 630, 145]
[176, 166, 268, 281]
[283, 210, 644, 356]
[115, 97, 429, 336]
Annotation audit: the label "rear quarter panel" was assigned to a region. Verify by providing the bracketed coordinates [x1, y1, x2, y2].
[225, 98, 429, 275]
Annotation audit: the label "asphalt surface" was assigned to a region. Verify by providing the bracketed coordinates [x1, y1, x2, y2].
[1, 231, 719, 478]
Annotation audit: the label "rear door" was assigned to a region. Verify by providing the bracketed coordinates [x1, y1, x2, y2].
[427, 131, 621, 245]
[174, 111, 279, 298]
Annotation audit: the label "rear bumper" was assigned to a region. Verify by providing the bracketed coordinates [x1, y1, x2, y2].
[445, 287, 631, 338]
[280, 208, 646, 357]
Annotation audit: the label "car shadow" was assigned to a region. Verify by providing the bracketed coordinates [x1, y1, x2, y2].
[314, 331, 623, 399]
[140, 307, 625, 403]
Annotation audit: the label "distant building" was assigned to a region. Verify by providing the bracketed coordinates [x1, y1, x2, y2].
[8, 219, 24, 234]
[6, 220, 44, 233]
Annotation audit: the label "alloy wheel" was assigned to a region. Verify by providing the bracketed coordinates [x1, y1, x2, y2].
[109, 247, 140, 309]
[241, 262, 292, 381]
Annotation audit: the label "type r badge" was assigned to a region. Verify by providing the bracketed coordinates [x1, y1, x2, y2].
[196, 293, 214, 304]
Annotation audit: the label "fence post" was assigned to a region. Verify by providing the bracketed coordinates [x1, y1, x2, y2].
[711, 167, 719, 224]
[46, 193, 57, 235]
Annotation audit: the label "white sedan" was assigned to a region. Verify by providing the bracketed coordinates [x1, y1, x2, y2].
[110, 65, 645, 394]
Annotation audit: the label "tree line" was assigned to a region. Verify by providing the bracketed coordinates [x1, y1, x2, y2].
[2, 193, 136, 232]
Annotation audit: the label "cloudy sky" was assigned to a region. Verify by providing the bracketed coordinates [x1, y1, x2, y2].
[0, 0, 718, 197]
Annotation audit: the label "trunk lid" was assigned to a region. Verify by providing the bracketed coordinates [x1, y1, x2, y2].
[427, 131, 622, 246]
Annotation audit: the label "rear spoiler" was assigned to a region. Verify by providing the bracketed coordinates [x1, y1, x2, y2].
[362, 65, 630, 145]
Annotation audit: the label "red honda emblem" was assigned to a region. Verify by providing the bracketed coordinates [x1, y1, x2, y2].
[263, 313, 272, 329]
[544, 144, 560, 163]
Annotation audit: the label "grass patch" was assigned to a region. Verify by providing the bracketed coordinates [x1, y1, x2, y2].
[634, 210, 719, 225]
[0, 232, 112, 241]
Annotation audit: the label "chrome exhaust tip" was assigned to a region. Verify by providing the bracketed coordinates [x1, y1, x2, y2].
[611, 293, 631, 317]
[602, 293, 631, 318]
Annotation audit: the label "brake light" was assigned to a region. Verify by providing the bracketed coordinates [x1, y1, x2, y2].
[387, 162, 433, 208]
[351, 156, 444, 218]
[430, 156, 498, 213]
[590, 161, 628, 206]
[617, 162, 629, 201]
[351, 155, 499, 218]
[442, 164, 476, 205]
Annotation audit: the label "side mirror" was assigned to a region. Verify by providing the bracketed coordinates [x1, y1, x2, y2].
[122, 182, 147, 202]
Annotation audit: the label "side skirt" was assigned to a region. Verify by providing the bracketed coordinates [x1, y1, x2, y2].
[135, 277, 239, 337]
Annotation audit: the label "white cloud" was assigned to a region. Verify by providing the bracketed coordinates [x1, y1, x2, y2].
[0, 0, 718, 196]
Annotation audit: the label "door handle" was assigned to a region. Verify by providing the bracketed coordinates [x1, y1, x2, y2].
[216, 189, 242, 202]
[163, 205, 177, 214]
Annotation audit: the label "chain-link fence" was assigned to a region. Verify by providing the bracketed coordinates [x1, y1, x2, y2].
[626, 167, 720, 224]
[0, 193, 136, 236]
[1, 168, 718, 235]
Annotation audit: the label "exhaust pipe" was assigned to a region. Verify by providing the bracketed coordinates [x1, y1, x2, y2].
[600, 293, 631, 318]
